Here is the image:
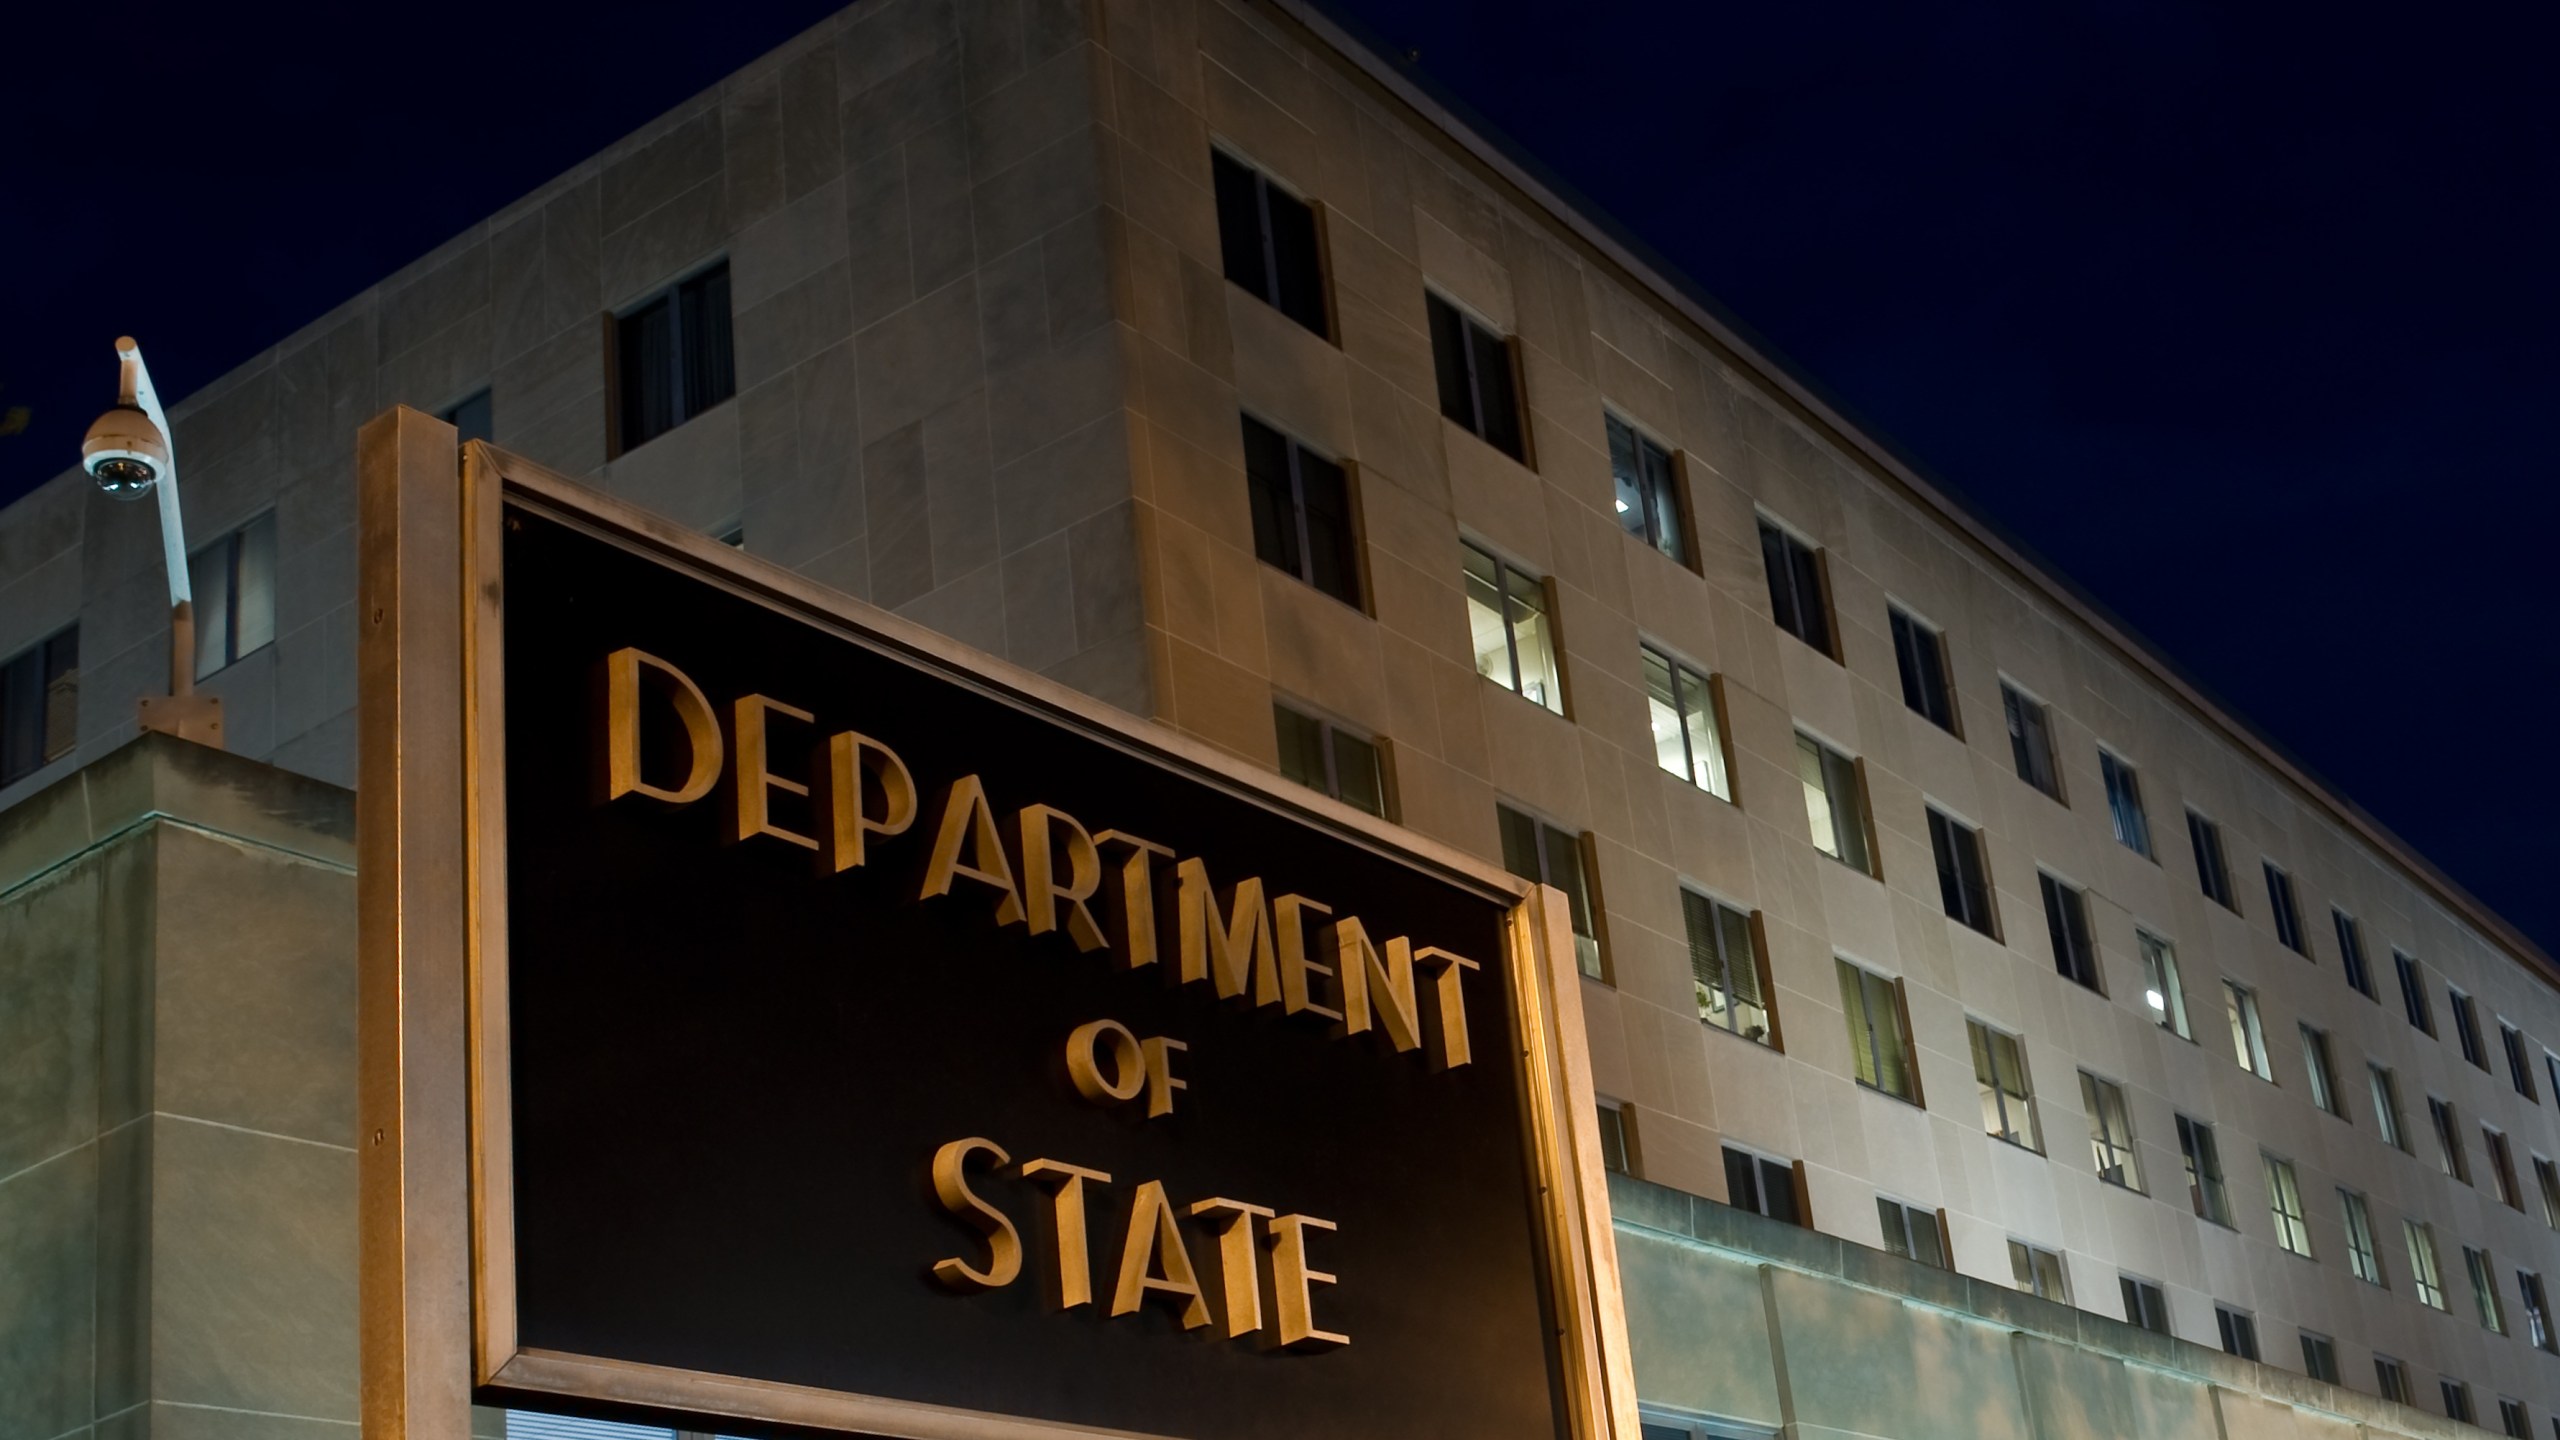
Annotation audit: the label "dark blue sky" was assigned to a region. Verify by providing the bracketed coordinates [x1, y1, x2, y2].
[3, 2, 2552, 952]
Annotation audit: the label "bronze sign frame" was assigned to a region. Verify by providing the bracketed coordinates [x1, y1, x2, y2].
[355, 406, 1639, 1440]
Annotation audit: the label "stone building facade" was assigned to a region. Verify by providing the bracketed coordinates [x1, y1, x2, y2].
[2, 1, 2554, 1436]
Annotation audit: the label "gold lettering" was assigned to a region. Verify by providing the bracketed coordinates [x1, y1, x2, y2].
[1095, 830, 1172, 970]
[1266, 1213, 1348, 1348]
[1110, 1180, 1209, 1330]
[603, 647, 721, 805]
[1139, 1036, 1188, 1119]
[732, 695, 819, 849]
[920, 775, 1025, 926]
[1019, 805, 1107, 951]
[821, 730, 916, 872]
[1273, 895, 1342, 1021]
[1065, 1019, 1146, 1105]
[1332, 919, 1421, 1053]
[1188, 1198, 1273, 1338]
[928, 1138, 1020, 1291]
[1021, 1159, 1110, 1309]
[1176, 859, 1279, 1005]
[1415, 946, 1480, 1068]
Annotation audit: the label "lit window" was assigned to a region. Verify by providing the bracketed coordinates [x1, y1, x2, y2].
[2429, 1097, 2470, 1183]
[2299, 1024, 2340, 1115]
[2099, 749, 2150, 856]
[2001, 682, 2061, 800]
[2080, 1071, 2141, 1191]
[1927, 807, 1996, 936]
[2369, 1064, 2407, 1151]
[1272, 702, 1387, 818]
[2520, 1271, 2557, 1354]
[2040, 873, 2099, 991]
[1685, 891, 1771, 1045]
[2263, 1153, 2312, 1257]
[2009, 1240, 2068, 1301]
[1723, 1145, 1801, 1226]
[1642, 647, 1729, 799]
[2299, 1331, 2339, 1384]
[2467, 1246, 2508, 1333]
[1969, 1021, 2039, 1150]
[2405, 1221, 2447, 1309]
[187, 511, 277, 680]
[2262, 863, 2305, 954]
[0, 627, 78, 787]
[2138, 930, 2189, 1038]
[2332, 909, 2375, 999]
[1797, 734, 1872, 874]
[2222, 981, 2271, 1080]
[1606, 414, 1685, 563]
[2176, 1113, 2230, 1225]
[2393, 950, 2434, 1033]
[1889, 606, 1958, 733]
[1876, 1196, 1945, 1268]
[1838, 959, 1918, 1103]
[1596, 1102, 1634, 1176]
[1498, 804, 1600, 978]
[2186, 809, 2235, 910]
[2339, 1189, 2384, 1285]
[615, 261, 734, 453]
[2120, 1275, 2171, 1336]
[1463, 542, 1563, 714]
[1212, 150, 1328, 338]
[1243, 416, 1361, 607]
[2214, 1305, 2259, 1361]
[1756, 518, 1833, 656]
[1427, 293, 1524, 461]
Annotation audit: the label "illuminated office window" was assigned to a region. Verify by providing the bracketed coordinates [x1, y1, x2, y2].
[2263, 1153, 2312, 1257]
[1685, 890, 1771, 1045]
[2339, 1189, 2384, 1285]
[1969, 1020, 2040, 1150]
[1798, 734, 1872, 874]
[1607, 413, 1685, 563]
[2406, 1221, 2447, 1309]
[2138, 930, 2189, 1037]
[1463, 542, 1562, 713]
[1838, 960, 1918, 1103]
[2223, 981, 2271, 1080]
[1643, 646, 1729, 799]
[2080, 1071, 2141, 1191]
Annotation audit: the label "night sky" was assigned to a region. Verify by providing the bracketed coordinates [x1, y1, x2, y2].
[2, 2, 2552, 952]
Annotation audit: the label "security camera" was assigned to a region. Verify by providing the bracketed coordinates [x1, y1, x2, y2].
[81, 337, 170, 499]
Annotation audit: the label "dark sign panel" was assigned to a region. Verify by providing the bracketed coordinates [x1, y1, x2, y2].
[478, 497, 1577, 1440]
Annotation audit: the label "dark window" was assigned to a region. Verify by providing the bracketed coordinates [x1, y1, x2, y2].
[2099, 750, 2150, 856]
[2082, 1071, 2142, 1190]
[2468, 1247, 2509, 1332]
[2430, 1096, 2471, 1183]
[2299, 1331, 2339, 1384]
[2176, 1113, 2229, 1225]
[1272, 702, 1385, 818]
[2370, 1064, 2408, 1150]
[1643, 647, 1729, 799]
[2120, 1276, 2171, 1336]
[1499, 804, 1600, 978]
[1596, 1103, 1632, 1175]
[186, 511, 277, 681]
[1928, 807, 1996, 936]
[2002, 683, 2061, 800]
[0, 628, 79, 787]
[615, 261, 734, 453]
[1796, 734, 1872, 874]
[2039, 873, 2100, 991]
[1426, 292, 1523, 461]
[2534, 1156, 2560, 1229]
[2488, 1129, 2523, 1210]
[2186, 809, 2234, 909]
[2300, 1025, 2340, 1116]
[1607, 413, 1684, 563]
[1241, 415, 1361, 606]
[442, 387, 493, 444]
[1876, 1197, 1945, 1268]
[2503, 1024, 2537, 1100]
[2395, 951, 2434, 1033]
[1756, 518, 1832, 656]
[2444, 1381, 2476, 1426]
[2263, 863, 2305, 954]
[2374, 1357, 2410, 1405]
[2451, 990, 2489, 1070]
[1685, 891, 1771, 1045]
[1723, 1145, 1801, 1226]
[2333, 909, 2375, 999]
[1889, 606, 1958, 733]
[1838, 959, 1918, 1102]
[2009, 1241, 2068, 1301]
[2500, 1399, 2530, 1440]
[2520, 1272, 2557, 1353]
[1211, 150, 1327, 338]
[2214, 1306, 2259, 1361]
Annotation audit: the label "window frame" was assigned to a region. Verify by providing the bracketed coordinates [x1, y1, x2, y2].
[1795, 731, 1876, 876]
[2465, 1245, 2508, 1333]
[2137, 929, 2190, 1038]
[2176, 1112, 2231, 1226]
[2262, 862, 2306, 954]
[1721, 1143, 1806, 1227]
[2186, 808, 2236, 911]
[1241, 413, 1366, 608]
[1755, 514, 1836, 660]
[2486, 1127, 2523, 1211]
[2222, 980, 2272, 1081]
[1425, 290, 1528, 463]
[1887, 603, 1960, 736]
[2519, 1270, 2558, 1354]
[1461, 540, 1566, 716]
[2340, 1188, 2384, 1286]
[186, 509, 279, 681]
[2428, 1095, 2470, 1183]
[2213, 1304, 2260, 1361]
[2370, 1063, 2408, 1151]
[2501, 1022, 2538, 1101]
[1272, 699, 1390, 819]
[1875, 1194, 1948, 1269]
[1999, 678, 2064, 802]
[1496, 802, 1604, 980]
[2534, 1154, 2560, 1229]
[1927, 805, 1998, 937]
[2120, 1274, 2172, 1336]
[2008, 1239, 2069, 1301]
[2451, 988, 2489, 1070]
[1683, 888, 1777, 1048]
[2299, 1023, 2340, 1117]
[2393, 950, 2434, 1034]
[2406, 1220, 2448, 1309]
[2039, 871, 2101, 992]
[2332, 909, 2376, 999]
[0, 626, 80, 788]
[1604, 411, 1691, 565]
[2262, 1151, 2313, 1257]
[2373, 1355, 2411, 1405]
[1968, 1019, 2041, 1152]
[1210, 145, 1332, 340]
[2098, 747, 2151, 857]
[2080, 1070, 2143, 1192]
[609, 257, 736, 456]
[1838, 957, 1923, 1106]
[2299, 1330, 2340, 1385]
[1642, 644, 1732, 801]
[1596, 1099, 1636, 1177]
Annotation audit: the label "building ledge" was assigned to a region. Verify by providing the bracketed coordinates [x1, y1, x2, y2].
[0, 732, 353, 899]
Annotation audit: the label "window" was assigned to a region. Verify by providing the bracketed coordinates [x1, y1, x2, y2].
[1927, 807, 1996, 936]
[615, 260, 734, 452]
[2536, 1156, 2560, 1229]
[2223, 981, 2271, 1080]
[1273, 702, 1386, 817]
[2186, 809, 2235, 909]
[442, 387, 493, 444]
[2442, 1381, 2476, 1427]
[1889, 607, 1958, 733]
[2120, 1275, 2171, 1336]
[1876, 1196, 1945, 1267]
[1796, 734, 1872, 875]
[1723, 1146, 1802, 1226]
[2452, 989, 2488, 1070]
[1426, 292, 1524, 461]
[2081, 1071, 2142, 1190]
[2340, 1189, 2384, 1285]
[2299, 1025, 2340, 1116]
[2099, 750, 2151, 856]
[2406, 1221, 2447, 1309]
[2466, 1247, 2507, 1333]
[1596, 1102, 1633, 1176]
[1970, 1021, 2040, 1150]
[1643, 647, 1729, 799]
[2487, 1129, 2522, 1210]
[2176, 1114, 2230, 1224]
[2370, 1065, 2407, 1151]
[2428, 1097, 2470, 1183]
[0, 627, 78, 788]
[2373, 1356, 2410, 1405]
[2001, 683, 2062, 800]
[1756, 518, 1833, 656]
[1639, 1416, 1776, 1440]
[2138, 930, 2189, 1038]
[2263, 863, 2306, 954]
[1463, 543, 1563, 714]
[1685, 891, 1772, 1045]
[2009, 1240, 2068, 1301]
[2299, 1331, 2339, 1384]
[2503, 1024, 2538, 1100]
[2214, 1306, 2259, 1361]
[2040, 874, 2100, 991]
[2394, 951, 2434, 1033]
[2520, 1271, 2557, 1353]
[1243, 416, 1361, 606]
[187, 511, 278, 681]
[2333, 909, 2375, 999]
[1607, 414, 1685, 563]
[1497, 804, 1600, 977]
[1838, 959, 1919, 1103]
[2500, 1399, 2531, 1440]
[1212, 149, 1327, 338]
[2264, 1154, 2313, 1257]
